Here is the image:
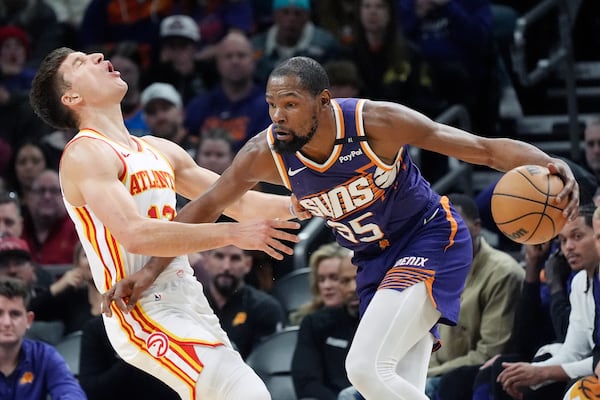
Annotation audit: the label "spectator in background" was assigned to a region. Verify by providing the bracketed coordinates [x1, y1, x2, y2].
[5, 141, 47, 208]
[22, 170, 78, 265]
[425, 193, 524, 400]
[0, 0, 66, 68]
[584, 116, 600, 182]
[289, 242, 350, 326]
[108, 41, 148, 137]
[0, 192, 23, 238]
[0, 276, 87, 400]
[77, 0, 175, 57]
[28, 243, 94, 338]
[140, 82, 194, 151]
[188, 0, 254, 62]
[203, 245, 286, 359]
[0, 25, 36, 100]
[143, 14, 215, 106]
[252, 0, 341, 84]
[185, 31, 271, 151]
[397, 0, 500, 136]
[324, 60, 364, 99]
[314, 0, 360, 48]
[474, 204, 599, 400]
[348, 0, 445, 114]
[292, 251, 360, 400]
[195, 127, 235, 175]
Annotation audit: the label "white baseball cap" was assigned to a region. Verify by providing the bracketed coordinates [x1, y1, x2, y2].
[160, 15, 200, 42]
[141, 83, 183, 109]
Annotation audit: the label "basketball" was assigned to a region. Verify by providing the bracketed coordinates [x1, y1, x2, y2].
[563, 376, 600, 400]
[491, 165, 568, 245]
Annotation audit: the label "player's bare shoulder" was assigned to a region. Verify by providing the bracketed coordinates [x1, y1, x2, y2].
[230, 129, 282, 184]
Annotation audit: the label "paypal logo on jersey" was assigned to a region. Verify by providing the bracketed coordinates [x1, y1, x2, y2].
[339, 149, 363, 164]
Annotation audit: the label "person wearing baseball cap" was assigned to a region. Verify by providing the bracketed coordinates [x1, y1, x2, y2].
[141, 83, 191, 149]
[143, 15, 213, 105]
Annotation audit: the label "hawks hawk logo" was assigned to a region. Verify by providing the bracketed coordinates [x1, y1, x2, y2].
[146, 332, 169, 358]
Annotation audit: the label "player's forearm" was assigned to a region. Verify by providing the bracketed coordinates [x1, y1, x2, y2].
[120, 219, 237, 256]
[227, 191, 293, 222]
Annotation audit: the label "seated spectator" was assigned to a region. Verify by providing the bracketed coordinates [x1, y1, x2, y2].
[194, 127, 235, 175]
[252, 0, 341, 84]
[0, 25, 36, 100]
[203, 245, 286, 359]
[22, 169, 79, 265]
[140, 82, 194, 151]
[397, 0, 500, 135]
[143, 14, 215, 106]
[473, 204, 599, 400]
[583, 116, 600, 182]
[0, 192, 23, 238]
[0, 276, 86, 399]
[324, 60, 364, 99]
[314, 0, 360, 48]
[185, 31, 271, 151]
[0, 0, 66, 68]
[425, 193, 524, 400]
[28, 243, 95, 336]
[77, 0, 174, 56]
[291, 251, 360, 400]
[289, 242, 350, 326]
[347, 0, 444, 116]
[188, 0, 254, 62]
[0, 236, 63, 344]
[5, 140, 47, 207]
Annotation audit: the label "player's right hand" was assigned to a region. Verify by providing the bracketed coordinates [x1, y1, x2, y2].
[101, 267, 158, 315]
[232, 219, 301, 260]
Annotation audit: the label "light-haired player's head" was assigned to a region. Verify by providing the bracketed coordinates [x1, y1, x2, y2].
[29, 47, 78, 130]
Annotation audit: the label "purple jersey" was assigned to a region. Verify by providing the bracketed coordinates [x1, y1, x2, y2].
[268, 98, 472, 325]
[269, 98, 442, 256]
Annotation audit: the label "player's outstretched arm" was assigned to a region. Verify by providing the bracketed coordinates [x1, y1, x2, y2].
[144, 135, 310, 221]
[61, 138, 300, 258]
[363, 100, 579, 220]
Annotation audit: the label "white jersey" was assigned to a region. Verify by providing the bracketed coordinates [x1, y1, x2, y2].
[62, 129, 192, 293]
[61, 130, 240, 400]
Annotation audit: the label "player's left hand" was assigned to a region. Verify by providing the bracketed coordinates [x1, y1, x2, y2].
[498, 362, 543, 399]
[101, 268, 157, 316]
[547, 159, 579, 221]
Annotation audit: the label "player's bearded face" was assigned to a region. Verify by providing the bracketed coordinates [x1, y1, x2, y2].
[272, 113, 318, 154]
[212, 273, 241, 297]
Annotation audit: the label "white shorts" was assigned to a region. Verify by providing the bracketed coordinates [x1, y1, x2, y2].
[103, 272, 234, 400]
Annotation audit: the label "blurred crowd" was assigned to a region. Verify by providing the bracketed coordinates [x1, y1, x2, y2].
[1, 0, 600, 399]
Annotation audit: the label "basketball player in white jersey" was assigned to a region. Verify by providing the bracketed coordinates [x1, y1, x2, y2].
[29, 47, 304, 400]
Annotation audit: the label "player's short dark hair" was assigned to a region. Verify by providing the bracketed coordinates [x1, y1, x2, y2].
[270, 56, 330, 96]
[448, 193, 480, 222]
[30, 47, 79, 130]
[0, 277, 31, 308]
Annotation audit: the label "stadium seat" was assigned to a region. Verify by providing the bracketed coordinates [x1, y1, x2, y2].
[54, 330, 83, 377]
[271, 268, 311, 316]
[247, 326, 299, 400]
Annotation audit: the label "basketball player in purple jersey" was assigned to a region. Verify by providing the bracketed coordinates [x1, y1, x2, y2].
[106, 57, 579, 399]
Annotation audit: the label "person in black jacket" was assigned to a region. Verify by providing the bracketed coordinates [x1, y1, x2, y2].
[291, 252, 360, 400]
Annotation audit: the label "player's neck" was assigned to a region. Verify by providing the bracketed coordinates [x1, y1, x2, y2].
[0, 342, 21, 376]
[299, 104, 337, 163]
[78, 104, 136, 148]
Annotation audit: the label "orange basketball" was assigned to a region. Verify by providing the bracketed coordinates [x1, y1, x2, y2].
[562, 375, 600, 400]
[491, 165, 568, 245]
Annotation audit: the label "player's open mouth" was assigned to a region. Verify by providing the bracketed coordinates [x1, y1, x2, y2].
[275, 130, 291, 141]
